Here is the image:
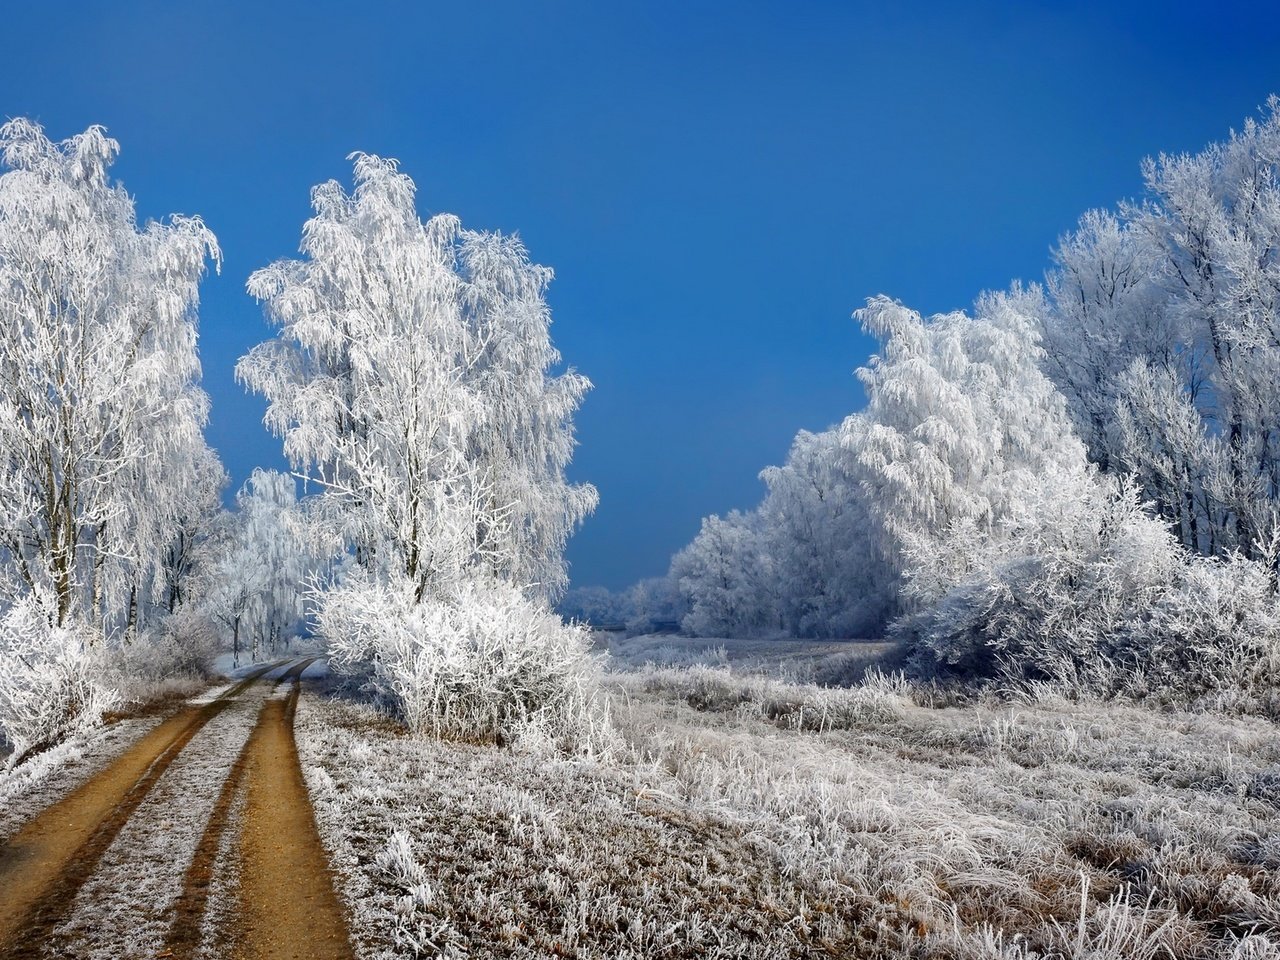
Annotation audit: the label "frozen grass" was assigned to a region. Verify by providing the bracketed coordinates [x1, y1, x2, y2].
[297, 645, 1280, 959]
[601, 632, 895, 685]
[298, 692, 866, 958]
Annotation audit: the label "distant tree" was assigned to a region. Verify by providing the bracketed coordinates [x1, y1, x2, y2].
[160, 447, 229, 616]
[207, 470, 327, 665]
[622, 576, 687, 635]
[208, 531, 264, 669]
[557, 585, 625, 625]
[759, 429, 895, 637]
[0, 119, 221, 634]
[240, 470, 325, 657]
[671, 511, 777, 637]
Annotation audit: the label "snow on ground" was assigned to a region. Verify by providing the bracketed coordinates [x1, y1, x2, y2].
[0, 713, 166, 844]
[296, 642, 1280, 960]
[47, 678, 276, 960]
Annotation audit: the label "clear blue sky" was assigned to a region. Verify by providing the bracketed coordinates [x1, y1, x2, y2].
[4, 1, 1279, 590]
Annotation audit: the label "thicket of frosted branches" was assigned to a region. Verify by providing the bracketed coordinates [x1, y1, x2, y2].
[583, 99, 1280, 710]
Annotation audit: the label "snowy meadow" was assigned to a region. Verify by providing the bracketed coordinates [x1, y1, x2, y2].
[2, 97, 1280, 958]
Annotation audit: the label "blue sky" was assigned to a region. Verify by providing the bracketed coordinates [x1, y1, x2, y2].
[4, 1, 1279, 590]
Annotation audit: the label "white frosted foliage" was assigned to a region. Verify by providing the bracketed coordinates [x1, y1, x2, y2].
[0, 119, 221, 634]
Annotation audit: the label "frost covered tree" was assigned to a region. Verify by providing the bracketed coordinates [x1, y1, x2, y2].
[0, 119, 221, 634]
[208, 530, 263, 670]
[159, 448, 229, 616]
[1039, 99, 1280, 561]
[241, 470, 324, 658]
[239, 153, 603, 749]
[238, 153, 596, 603]
[205, 469, 327, 666]
[848, 292, 1280, 693]
[845, 293, 1095, 604]
[758, 429, 896, 637]
[621, 576, 687, 635]
[666, 427, 896, 640]
[671, 510, 777, 637]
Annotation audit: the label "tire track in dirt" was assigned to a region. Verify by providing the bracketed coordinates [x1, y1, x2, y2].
[232, 660, 355, 960]
[0, 662, 284, 959]
[163, 657, 319, 957]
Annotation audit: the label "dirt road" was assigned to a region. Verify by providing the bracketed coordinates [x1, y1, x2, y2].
[0, 659, 354, 960]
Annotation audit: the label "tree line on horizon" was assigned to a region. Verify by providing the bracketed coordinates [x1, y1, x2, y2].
[566, 98, 1280, 707]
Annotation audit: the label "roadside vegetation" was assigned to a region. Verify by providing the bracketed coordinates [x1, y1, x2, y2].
[299, 635, 1280, 959]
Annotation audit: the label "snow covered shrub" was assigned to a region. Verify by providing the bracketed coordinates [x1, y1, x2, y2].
[0, 597, 117, 769]
[106, 608, 221, 690]
[892, 479, 1168, 678]
[1132, 554, 1280, 709]
[895, 479, 1280, 705]
[319, 574, 610, 753]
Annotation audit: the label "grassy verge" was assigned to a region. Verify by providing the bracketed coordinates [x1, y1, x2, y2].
[296, 645, 1280, 959]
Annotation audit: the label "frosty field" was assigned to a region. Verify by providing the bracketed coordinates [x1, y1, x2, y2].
[2, 639, 1279, 958]
[292, 635, 1280, 959]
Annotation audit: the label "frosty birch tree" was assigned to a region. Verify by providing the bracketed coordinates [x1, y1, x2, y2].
[1039, 99, 1280, 561]
[0, 119, 221, 633]
[160, 447, 229, 616]
[239, 152, 604, 748]
[238, 153, 596, 603]
[845, 293, 1095, 603]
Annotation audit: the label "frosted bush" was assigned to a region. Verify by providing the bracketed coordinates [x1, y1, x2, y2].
[319, 574, 611, 753]
[896, 480, 1280, 708]
[1134, 554, 1280, 706]
[106, 608, 221, 688]
[0, 596, 118, 770]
